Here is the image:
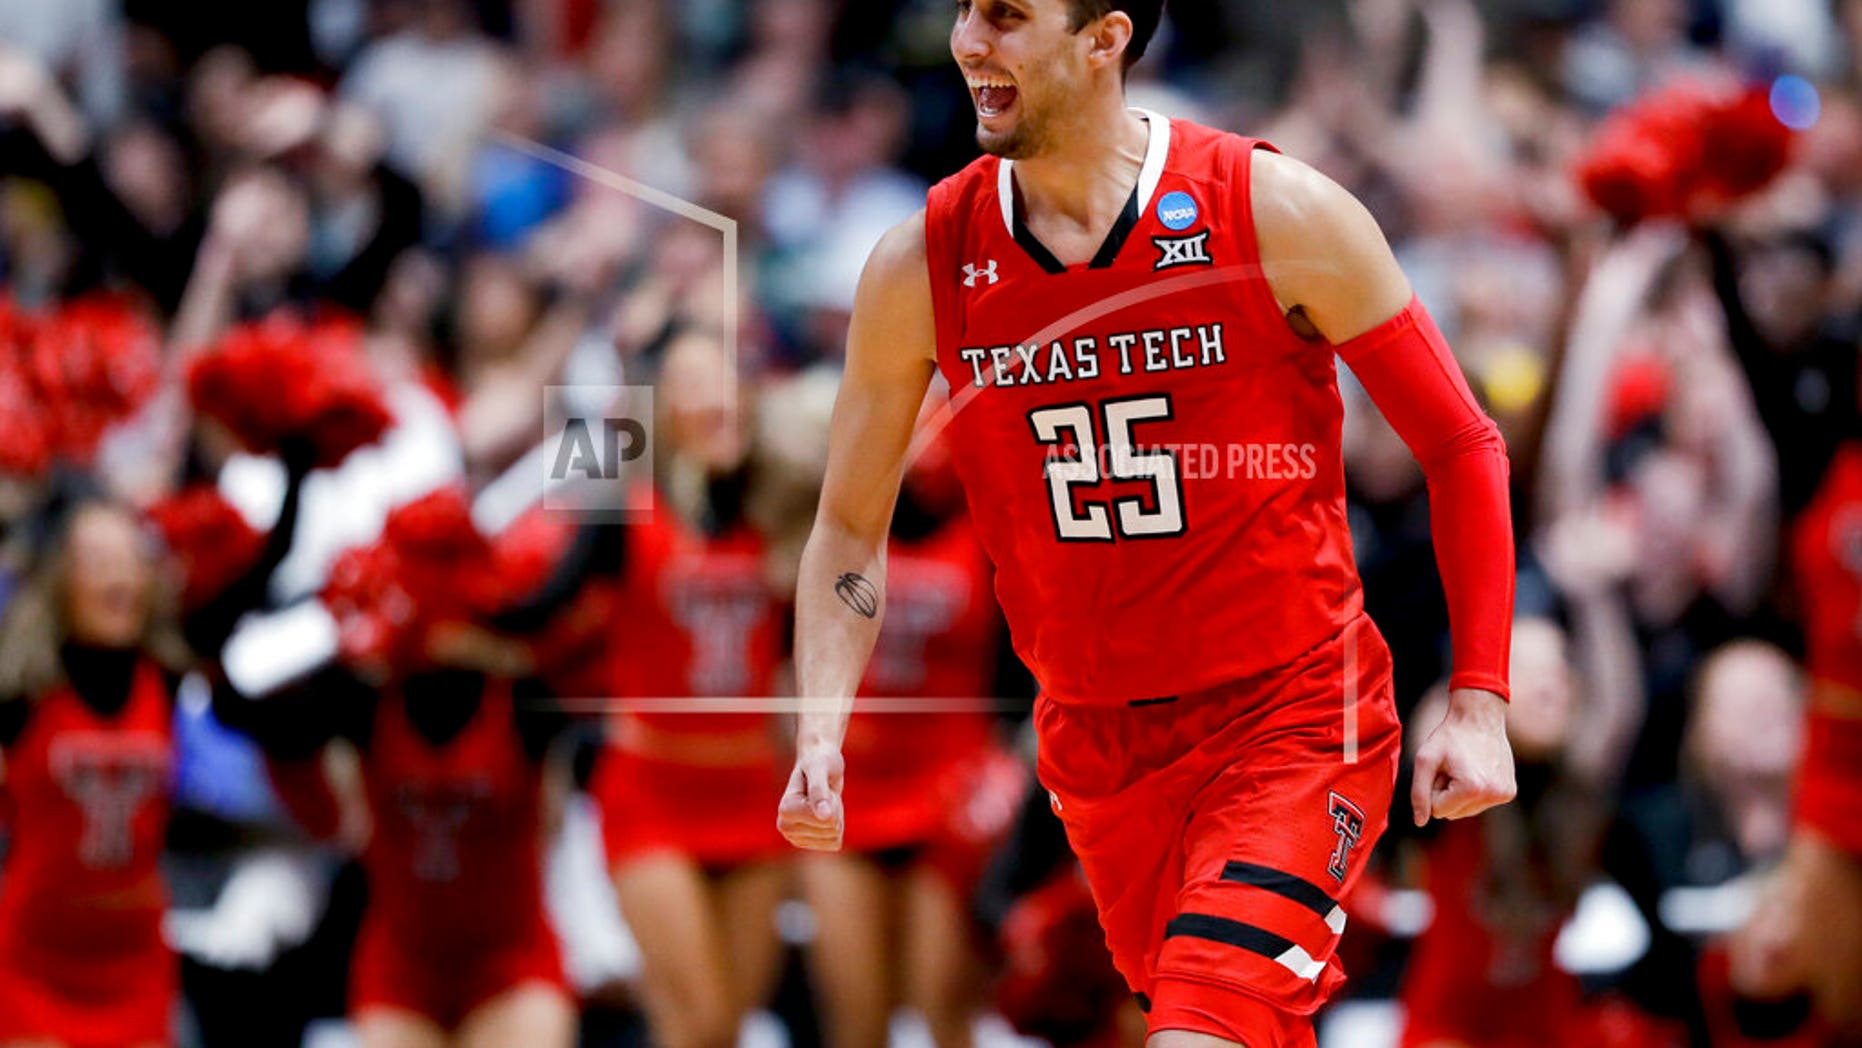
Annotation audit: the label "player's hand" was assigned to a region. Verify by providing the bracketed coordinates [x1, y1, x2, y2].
[777, 740, 845, 851]
[1411, 687, 1516, 826]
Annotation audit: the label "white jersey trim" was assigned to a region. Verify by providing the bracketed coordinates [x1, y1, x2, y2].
[996, 108, 1172, 239]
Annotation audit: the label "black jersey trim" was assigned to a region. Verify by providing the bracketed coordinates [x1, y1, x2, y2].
[1010, 205, 1068, 274]
[1007, 181, 1142, 274]
[1088, 188, 1142, 269]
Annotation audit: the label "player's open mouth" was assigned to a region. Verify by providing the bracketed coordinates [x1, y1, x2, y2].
[966, 76, 1018, 120]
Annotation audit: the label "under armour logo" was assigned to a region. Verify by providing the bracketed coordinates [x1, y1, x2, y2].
[963, 260, 999, 287]
[1153, 230, 1213, 272]
[1326, 791, 1366, 883]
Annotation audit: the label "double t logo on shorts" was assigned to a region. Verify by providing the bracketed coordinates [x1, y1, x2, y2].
[1325, 792, 1365, 884]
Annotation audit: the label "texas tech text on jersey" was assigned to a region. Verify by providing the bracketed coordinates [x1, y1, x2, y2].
[954, 322, 1228, 389]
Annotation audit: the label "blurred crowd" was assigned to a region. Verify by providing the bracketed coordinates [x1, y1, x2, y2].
[1, 0, 1861, 1046]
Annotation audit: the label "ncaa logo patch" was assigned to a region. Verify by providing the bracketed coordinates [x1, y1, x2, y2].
[1156, 190, 1199, 231]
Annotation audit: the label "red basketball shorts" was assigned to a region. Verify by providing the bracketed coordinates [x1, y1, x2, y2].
[1034, 616, 1401, 1048]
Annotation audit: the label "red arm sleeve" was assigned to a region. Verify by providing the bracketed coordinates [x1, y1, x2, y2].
[1335, 296, 1515, 699]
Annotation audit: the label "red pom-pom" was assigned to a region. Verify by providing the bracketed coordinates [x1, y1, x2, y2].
[0, 297, 49, 476]
[0, 294, 161, 473]
[148, 487, 268, 610]
[0, 356, 54, 477]
[379, 487, 504, 618]
[1578, 81, 1794, 225]
[0, 294, 31, 352]
[994, 870, 1129, 1047]
[322, 488, 504, 672]
[491, 508, 573, 598]
[323, 541, 409, 670]
[188, 314, 392, 468]
[1694, 88, 1795, 206]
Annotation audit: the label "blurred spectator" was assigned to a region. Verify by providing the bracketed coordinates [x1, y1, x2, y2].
[1562, 0, 1709, 112]
[1400, 608, 1644, 1048]
[0, 0, 123, 128]
[1607, 641, 1805, 1040]
[339, 0, 507, 210]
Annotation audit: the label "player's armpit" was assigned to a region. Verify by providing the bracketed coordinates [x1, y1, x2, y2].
[1340, 300, 1514, 699]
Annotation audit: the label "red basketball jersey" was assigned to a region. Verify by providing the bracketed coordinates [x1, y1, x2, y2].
[1792, 442, 1862, 692]
[924, 112, 1361, 704]
[361, 679, 550, 953]
[0, 661, 171, 961]
[611, 502, 782, 733]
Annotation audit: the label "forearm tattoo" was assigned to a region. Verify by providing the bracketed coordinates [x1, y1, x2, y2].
[834, 572, 879, 618]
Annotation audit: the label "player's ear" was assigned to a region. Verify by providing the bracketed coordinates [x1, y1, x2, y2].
[1083, 9, 1133, 74]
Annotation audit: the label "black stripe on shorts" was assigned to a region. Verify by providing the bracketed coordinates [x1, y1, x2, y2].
[1163, 912, 1298, 961]
[1220, 861, 1337, 918]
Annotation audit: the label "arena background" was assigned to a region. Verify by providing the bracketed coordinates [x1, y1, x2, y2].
[0, 0, 1857, 1045]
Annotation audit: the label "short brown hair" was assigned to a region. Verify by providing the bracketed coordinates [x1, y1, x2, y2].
[1065, 0, 1165, 70]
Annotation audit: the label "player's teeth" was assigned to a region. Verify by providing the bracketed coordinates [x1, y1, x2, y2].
[977, 85, 1017, 115]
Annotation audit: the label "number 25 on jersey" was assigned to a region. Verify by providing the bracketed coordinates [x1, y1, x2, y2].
[1028, 394, 1185, 543]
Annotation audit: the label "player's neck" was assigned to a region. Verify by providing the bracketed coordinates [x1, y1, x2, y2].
[1009, 101, 1147, 225]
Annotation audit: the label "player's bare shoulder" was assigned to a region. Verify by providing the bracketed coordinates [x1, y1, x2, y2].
[849, 208, 936, 367]
[1248, 149, 1411, 340]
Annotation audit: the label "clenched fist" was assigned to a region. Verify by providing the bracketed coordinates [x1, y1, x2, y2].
[777, 741, 845, 851]
[1411, 688, 1517, 826]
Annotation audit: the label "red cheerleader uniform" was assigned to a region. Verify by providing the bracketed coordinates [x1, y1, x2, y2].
[349, 677, 566, 1028]
[1398, 818, 1582, 1048]
[840, 513, 1024, 888]
[1788, 442, 1862, 858]
[595, 505, 787, 870]
[0, 659, 175, 1047]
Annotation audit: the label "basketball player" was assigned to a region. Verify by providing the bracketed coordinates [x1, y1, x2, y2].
[777, 3, 1518, 1046]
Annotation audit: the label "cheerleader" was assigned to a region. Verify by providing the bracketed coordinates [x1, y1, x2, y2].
[1733, 443, 1862, 1040]
[590, 333, 790, 1048]
[0, 500, 187, 1048]
[217, 490, 578, 1048]
[0, 435, 310, 1048]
